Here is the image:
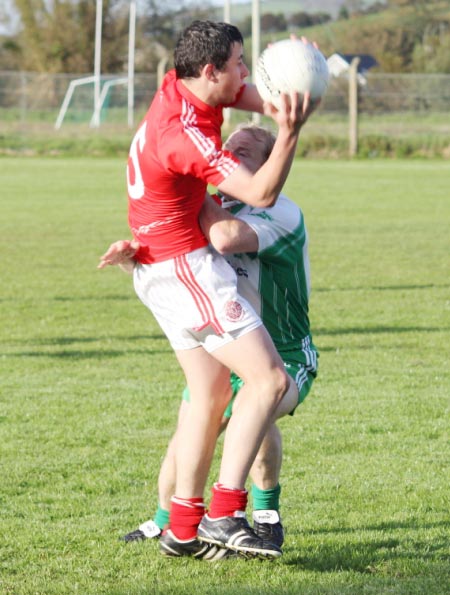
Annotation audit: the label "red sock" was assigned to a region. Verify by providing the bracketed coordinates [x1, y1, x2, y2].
[169, 496, 205, 540]
[208, 483, 248, 518]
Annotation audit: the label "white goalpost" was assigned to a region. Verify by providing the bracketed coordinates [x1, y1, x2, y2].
[55, 0, 136, 130]
[223, 0, 260, 129]
[90, 0, 104, 128]
[127, 0, 136, 128]
[251, 0, 261, 124]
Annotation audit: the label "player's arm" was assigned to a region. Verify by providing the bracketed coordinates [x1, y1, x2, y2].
[218, 92, 316, 208]
[199, 194, 258, 254]
[233, 83, 264, 114]
[97, 240, 139, 273]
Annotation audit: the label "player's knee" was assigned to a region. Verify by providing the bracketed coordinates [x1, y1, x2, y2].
[275, 367, 291, 400]
[273, 376, 299, 420]
[259, 366, 290, 408]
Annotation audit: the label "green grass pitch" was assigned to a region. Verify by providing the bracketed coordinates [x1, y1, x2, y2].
[0, 157, 449, 594]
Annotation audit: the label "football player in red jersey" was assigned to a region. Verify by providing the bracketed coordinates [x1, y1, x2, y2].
[100, 125, 318, 557]
[114, 20, 316, 558]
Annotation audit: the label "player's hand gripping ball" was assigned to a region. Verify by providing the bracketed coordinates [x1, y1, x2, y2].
[255, 38, 329, 109]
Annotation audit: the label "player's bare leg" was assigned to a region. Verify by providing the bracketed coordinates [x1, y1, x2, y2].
[156, 398, 186, 507]
[212, 326, 291, 489]
[197, 325, 288, 557]
[158, 400, 230, 511]
[173, 347, 232, 499]
[249, 423, 282, 490]
[158, 348, 235, 559]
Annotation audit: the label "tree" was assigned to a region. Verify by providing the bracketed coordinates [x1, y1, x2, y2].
[338, 6, 350, 20]
[9, 0, 132, 73]
[386, 0, 427, 7]
[237, 15, 252, 38]
[289, 12, 313, 28]
[4, 0, 219, 73]
[312, 12, 332, 26]
[0, 37, 21, 69]
[260, 12, 287, 34]
[412, 21, 450, 73]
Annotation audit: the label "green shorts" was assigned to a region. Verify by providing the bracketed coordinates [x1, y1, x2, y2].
[182, 354, 317, 418]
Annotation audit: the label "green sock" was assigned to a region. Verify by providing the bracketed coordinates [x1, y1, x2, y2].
[251, 483, 281, 511]
[153, 504, 170, 530]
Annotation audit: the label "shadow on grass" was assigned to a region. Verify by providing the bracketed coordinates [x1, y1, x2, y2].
[97, 520, 450, 595]
[4, 324, 447, 358]
[315, 282, 450, 293]
[2, 348, 172, 359]
[284, 518, 450, 573]
[2, 334, 165, 345]
[0, 294, 135, 303]
[0, 334, 168, 359]
[285, 536, 450, 574]
[303, 519, 450, 536]
[314, 325, 448, 336]
[53, 294, 136, 301]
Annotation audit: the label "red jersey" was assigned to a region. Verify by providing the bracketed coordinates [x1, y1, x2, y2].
[127, 69, 242, 264]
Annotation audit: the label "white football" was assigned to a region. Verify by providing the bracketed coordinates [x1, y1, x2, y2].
[255, 38, 329, 108]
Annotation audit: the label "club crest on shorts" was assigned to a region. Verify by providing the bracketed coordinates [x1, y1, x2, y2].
[225, 300, 244, 322]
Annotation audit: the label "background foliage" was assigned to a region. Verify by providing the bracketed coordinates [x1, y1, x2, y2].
[1, 0, 450, 74]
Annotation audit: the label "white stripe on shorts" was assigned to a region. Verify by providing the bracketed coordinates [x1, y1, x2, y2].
[175, 254, 224, 335]
[133, 246, 262, 352]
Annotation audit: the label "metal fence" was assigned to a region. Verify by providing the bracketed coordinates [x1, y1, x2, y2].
[0, 71, 158, 126]
[0, 70, 449, 154]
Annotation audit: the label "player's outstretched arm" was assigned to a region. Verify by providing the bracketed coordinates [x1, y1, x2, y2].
[97, 240, 139, 274]
[218, 91, 313, 209]
[233, 83, 265, 114]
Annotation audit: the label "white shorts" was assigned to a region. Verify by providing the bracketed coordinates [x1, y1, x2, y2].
[133, 246, 262, 352]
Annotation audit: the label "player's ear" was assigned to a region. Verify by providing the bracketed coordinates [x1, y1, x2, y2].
[204, 63, 219, 82]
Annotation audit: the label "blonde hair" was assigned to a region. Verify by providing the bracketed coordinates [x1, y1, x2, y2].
[224, 124, 276, 164]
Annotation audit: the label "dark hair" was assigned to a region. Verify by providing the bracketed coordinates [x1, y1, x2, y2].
[174, 20, 244, 79]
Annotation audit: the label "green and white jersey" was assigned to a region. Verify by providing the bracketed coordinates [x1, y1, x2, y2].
[227, 193, 318, 373]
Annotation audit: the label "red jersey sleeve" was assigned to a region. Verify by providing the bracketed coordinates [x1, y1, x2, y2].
[159, 125, 240, 189]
